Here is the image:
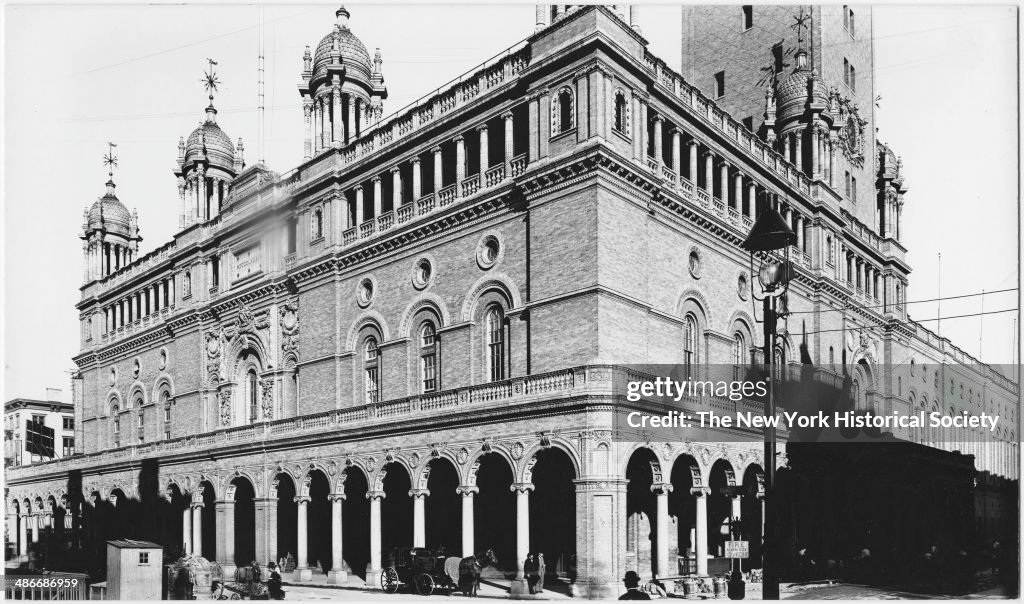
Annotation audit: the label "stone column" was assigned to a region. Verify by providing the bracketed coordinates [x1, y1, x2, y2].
[432, 146, 443, 194]
[254, 497, 278, 569]
[411, 158, 422, 201]
[828, 140, 836, 187]
[703, 151, 714, 192]
[671, 128, 681, 180]
[30, 515, 39, 544]
[178, 181, 187, 229]
[733, 173, 743, 212]
[192, 501, 204, 558]
[629, 4, 641, 32]
[321, 97, 330, 150]
[719, 161, 730, 203]
[366, 492, 384, 588]
[372, 177, 382, 219]
[454, 135, 466, 195]
[217, 499, 236, 575]
[510, 483, 534, 595]
[503, 111, 515, 173]
[391, 167, 401, 208]
[796, 215, 805, 251]
[652, 114, 663, 166]
[478, 124, 489, 186]
[294, 495, 312, 581]
[18, 514, 28, 558]
[811, 126, 820, 178]
[197, 168, 207, 222]
[354, 186, 364, 229]
[783, 132, 791, 163]
[182, 503, 192, 555]
[327, 494, 347, 584]
[457, 486, 478, 557]
[794, 130, 803, 173]
[693, 487, 710, 576]
[332, 87, 343, 145]
[687, 140, 699, 184]
[747, 182, 757, 220]
[652, 483, 673, 579]
[303, 98, 313, 159]
[349, 95, 358, 142]
[535, 4, 547, 31]
[410, 489, 429, 548]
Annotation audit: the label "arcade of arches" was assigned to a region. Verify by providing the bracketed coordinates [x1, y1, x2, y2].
[7, 438, 767, 593]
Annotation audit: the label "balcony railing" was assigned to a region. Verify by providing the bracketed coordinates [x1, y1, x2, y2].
[343, 227, 357, 246]
[461, 177, 480, 198]
[661, 165, 677, 183]
[438, 184, 457, 207]
[359, 220, 376, 239]
[377, 210, 394, 233]
[416, 193, 435, 215]
[510, 154, 527, 177]
[696, 188, 710, 209]
[485, 164, 506, 187]
[396, 203, 415, 224]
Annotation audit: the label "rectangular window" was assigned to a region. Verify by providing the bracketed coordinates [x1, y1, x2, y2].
[164, 430, 171, 441]
[845, 171, 851, 198]
[421, 354, 437, 393]
[63, 417, 74, 431]
[742, 5, 753, 30]
[62, 437, 74, 457]
[849, 64, 856, 91]
[772, 44, 784, 74]
[852, 176, 858, 200]
[164, 407, 171, 422]
[843, 58, 850, 86]
[742, 116, 754, 131]
[287, 217, 298, 255]
[843, 5, 849, 29]
[31, 414, 44, 425]
[139, 552, 150, 565]
[365, 367, 379, 404]
[211, 256, 220, 289]
[714, 71, 726, 98]
[849, 8, 856, 38]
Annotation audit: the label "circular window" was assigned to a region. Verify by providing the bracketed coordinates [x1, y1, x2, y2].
[737, 272, 749, 301]
[109, 367, 117, 387]
[909, 359, 915, 376]
[476, 232, 504, 270]
[132, 358, 141, 379]
[688, 247, 703, 279]
[356, 277, 376, 308]
[411, 256, 435, 290]
[158, 348, 168, 371]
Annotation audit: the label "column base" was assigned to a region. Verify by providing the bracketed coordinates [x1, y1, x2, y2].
[326, 569, 347, 585]
[365, 569, 382, 590]
[293, 567, 313, 583]
[221, 564, 238, 580]
[510, 577, 530, 596]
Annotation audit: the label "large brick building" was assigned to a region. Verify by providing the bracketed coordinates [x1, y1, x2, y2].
[5, 4, 1018, 596]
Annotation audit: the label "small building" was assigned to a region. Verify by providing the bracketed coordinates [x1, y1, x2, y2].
[4, 390, 76, 467]
[106, 539, 163, 601]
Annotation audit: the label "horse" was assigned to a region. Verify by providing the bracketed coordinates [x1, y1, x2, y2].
[444, 549, 499, 597]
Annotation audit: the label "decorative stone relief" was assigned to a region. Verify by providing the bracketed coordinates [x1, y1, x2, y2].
[261, 380, 274, 419]
[218, 390, 232, 426]
[510, 441, 525, 460]
[280, 299, 299, 358]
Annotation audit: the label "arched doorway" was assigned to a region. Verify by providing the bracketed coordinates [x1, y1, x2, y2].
[342, 466, 370, 579]
[474, 453, 516, 575]
[108, 489, 135, 540]
[424, 458, 460, 554]
[165, 484, 189, 560]
[625, 447, 659, 579]
[741, 464, 764, 568]
[708, 459, 738, 561]
[669, 454, 699, 575]
[199, 481, 217, 560]
[275, 474, 297, 567]
[380, 462, 412, 564]
[307, 471, 332, 574]
[528, 447, 577, 586]
[230, 477, 256, 567]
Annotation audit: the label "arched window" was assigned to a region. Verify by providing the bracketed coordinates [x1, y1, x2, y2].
[248, 369, 258, 423]
[312, 208, 324, 240]
[137, 408, 145, 443]
[183, 270, 192, 298]
[683, 315, 698, 378]
[111, 404, 121, 447]
[732, 333, 745, 381]
[829, 346, 835, 370]
[552, 87, 575, 135]
[160, 390, 171, 440]
[420, 323, 439, 393]
[365, 337, 380, 403]
[486, 307, 505, 382]
[614, 91, 629, 134]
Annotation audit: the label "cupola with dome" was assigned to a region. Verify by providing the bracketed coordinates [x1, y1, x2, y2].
[81, 143, 141, 283]
[173, 59, 245, 230]
[298, 5, 388, 159]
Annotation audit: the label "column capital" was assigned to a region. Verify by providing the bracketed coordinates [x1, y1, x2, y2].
[651, 113, 664, 123]
[650, 482, 674, 495]
[366, 490, 386, 501]
[501, 111, 514, 121]
[510, 482, 535, 494]
[371, 175, 381, 184]
[293, 495, 311, 504]
[410, 157, 421, 165]
[453, 134, 465, 144]
[670, 127, 683, 137]
[431, 145, 443, 155]
[408, 489, 431, 499]
[686, 138, 700, 147]
[352, 184, 363, 193]
[702, 150, 716, 159]
[389, 166, 400, 174]
[190, 501, 205, 510]
[327, 494, 347, 503]
[691, 486, 711, 497]
[456, 486, 479, 497]
[477, 123, 488, 132]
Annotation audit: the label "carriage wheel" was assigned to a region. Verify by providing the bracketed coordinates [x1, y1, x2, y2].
[381, 567, 401, 594]
[415, 573, 435, 596]
[229, 593, 241, 600]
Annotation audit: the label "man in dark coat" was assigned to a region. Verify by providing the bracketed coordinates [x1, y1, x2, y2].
[619, 570, 651, 600]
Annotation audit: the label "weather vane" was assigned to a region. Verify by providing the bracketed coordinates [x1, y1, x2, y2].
[103, 142, 118, 180]
[792, 7, 810, 48]
[202, 58, 221, 102]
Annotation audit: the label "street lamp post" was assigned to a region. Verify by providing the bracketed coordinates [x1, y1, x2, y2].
[741, 206, 797, 601]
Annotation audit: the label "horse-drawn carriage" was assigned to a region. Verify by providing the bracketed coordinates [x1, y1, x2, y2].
[214, 566, 271, 600]
[380, 547, 498, 596]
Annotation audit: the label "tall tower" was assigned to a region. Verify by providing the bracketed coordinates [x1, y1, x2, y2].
[174, 59, 242, 230]
[81, 143, 141, 283]
[681, 5, 877, 227]
[298, 6, 388, 159]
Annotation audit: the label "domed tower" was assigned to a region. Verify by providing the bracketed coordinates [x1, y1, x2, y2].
[174, 60, 243, 229]
[81, 143, 141, 283]
[298, 6, 388, 159]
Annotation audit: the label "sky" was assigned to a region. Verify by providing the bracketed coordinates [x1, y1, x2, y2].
[2, 3, 1019, 402]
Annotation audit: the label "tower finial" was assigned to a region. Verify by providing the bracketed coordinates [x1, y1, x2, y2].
[202, 58, 221, 123]
[336, 5, 350, 28]
[103, 142, 118, 182]
[792, 7, 810, 51]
